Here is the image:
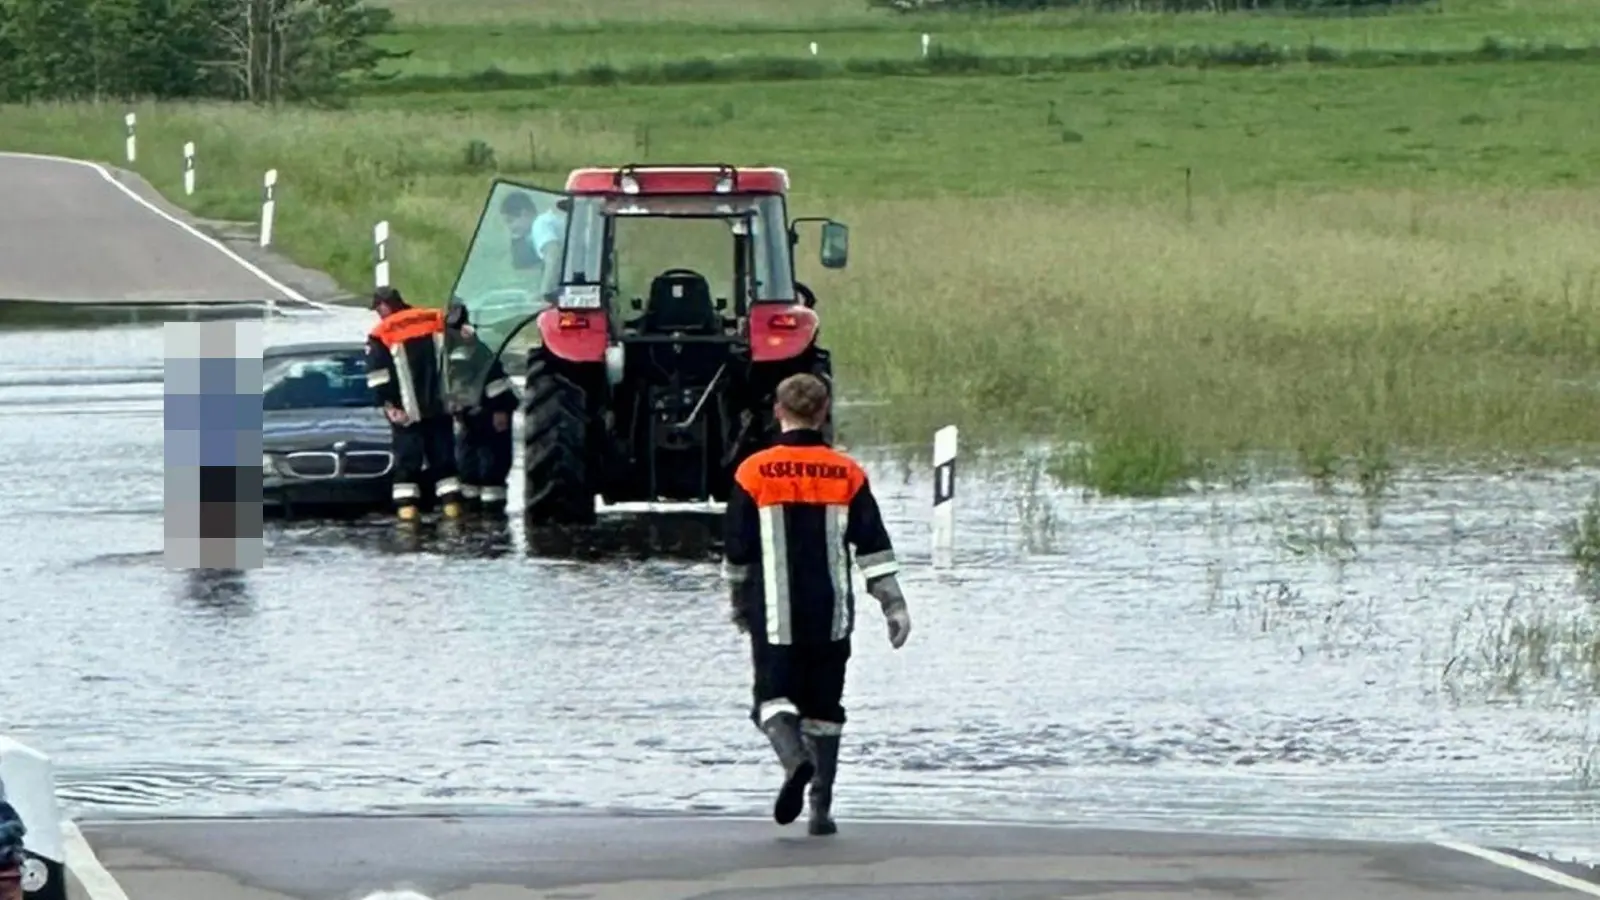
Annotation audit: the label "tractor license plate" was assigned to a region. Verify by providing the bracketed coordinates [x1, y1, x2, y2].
[558, 285, 602, 309]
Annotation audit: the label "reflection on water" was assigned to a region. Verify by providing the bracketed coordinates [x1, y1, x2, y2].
[0, 323, 1598, 865]
[176, 569, 254, 617]
[525, 513, 722, 562]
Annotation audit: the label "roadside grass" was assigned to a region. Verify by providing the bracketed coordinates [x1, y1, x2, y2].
[369, 0, 1600, 79]
[1443, 589, 1600, 704]
[367, 40, 1600, 95]
[1563, 489, 1600, 590]
[376, 0, 873, 28]
[7, 62, 1600, 493]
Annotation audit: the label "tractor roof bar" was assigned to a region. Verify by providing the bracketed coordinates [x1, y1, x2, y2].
[613, 164, 739, 189]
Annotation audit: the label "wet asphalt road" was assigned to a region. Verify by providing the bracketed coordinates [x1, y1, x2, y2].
[63, 815, 1595, 899]
[0, 153, 301, 305]
[0, 152, 1597, 886]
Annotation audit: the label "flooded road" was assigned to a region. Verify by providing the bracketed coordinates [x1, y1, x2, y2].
[2, 318, 1598, 866]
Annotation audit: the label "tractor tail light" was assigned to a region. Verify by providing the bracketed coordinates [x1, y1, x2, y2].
[768, 313, 799, 330]
[557, 311, 589, 330]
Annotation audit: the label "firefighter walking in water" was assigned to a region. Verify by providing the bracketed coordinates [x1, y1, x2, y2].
[366, 286, 464, 521]
[444, 302, 517, 513]
[722, 372, 913, 835]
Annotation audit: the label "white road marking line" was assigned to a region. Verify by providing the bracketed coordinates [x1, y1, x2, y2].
[1434, 839, 1600, 897]
[0, 151, 335, 313]
[61, 820, 131, 900]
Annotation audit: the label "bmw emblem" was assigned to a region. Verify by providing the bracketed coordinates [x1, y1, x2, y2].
[333, 440, 349, 452]
[19, 857, 46, 892]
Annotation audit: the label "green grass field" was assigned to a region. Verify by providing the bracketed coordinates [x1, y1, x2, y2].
[370, 0, 1600, 83]
[5, 0, 1600, 493]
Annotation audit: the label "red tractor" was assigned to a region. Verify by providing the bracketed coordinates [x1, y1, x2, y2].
[444, 164, 849, 524]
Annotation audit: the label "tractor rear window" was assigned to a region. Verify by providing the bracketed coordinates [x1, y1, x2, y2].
[610, 216, 739, 311]
[566, 193, 795, 304]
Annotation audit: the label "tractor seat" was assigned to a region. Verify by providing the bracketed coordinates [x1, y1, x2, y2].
[643, 271, 720, 335]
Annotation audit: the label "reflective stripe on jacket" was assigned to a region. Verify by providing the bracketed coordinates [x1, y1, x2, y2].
[722, 429, 900, 647]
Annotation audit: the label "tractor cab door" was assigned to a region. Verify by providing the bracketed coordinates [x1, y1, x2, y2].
[443, 178, 575, 405]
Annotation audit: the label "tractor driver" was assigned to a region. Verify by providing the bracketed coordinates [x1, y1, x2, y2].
[500, 190, 566, 271]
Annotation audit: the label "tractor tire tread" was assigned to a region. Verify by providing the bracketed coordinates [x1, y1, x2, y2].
[522, 357, 595, 525]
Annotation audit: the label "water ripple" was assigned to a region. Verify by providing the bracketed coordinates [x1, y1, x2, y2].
[1, 323, 1598, 865]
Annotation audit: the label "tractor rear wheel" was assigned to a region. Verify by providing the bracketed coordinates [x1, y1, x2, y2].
[522, 355, 596, 525]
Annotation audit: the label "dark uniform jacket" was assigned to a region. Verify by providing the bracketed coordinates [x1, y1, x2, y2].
[447, 339, 517, 418]
[723, 429, 901, 647]
[366, 307, 449, 423]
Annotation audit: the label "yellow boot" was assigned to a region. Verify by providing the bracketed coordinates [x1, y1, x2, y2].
[396, 504, 420, 522]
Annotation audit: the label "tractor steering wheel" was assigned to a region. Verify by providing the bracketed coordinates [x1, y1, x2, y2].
[656, 267, 705, 280]
[796, 281, 817, 309]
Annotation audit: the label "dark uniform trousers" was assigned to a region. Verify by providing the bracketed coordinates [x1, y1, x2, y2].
[724, 429, 902, 739]
[456, 361, 517, 505]
[750, 637, 851, 731]
[366, 306, 462, 507]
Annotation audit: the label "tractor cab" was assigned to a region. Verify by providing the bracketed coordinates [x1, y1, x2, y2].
[443, 164, 850, 522]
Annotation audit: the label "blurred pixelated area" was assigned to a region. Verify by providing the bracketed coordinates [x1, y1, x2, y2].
[163, 321, 265, 570]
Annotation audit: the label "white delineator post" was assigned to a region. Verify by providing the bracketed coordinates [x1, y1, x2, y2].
[932, 425, 958, 568]
[182, 141, 195, 196]
[124, 112, 137, 163]
[922, 33, 931, 57]
[809, 41, 818, 56]
[0, 736, 67, 900]
[259, 169, 277, 247]
[374, 221, 390, 288]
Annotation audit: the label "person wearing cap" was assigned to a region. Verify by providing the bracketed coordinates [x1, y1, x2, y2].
[443, 302, 517, 513]
[366, 286, 464, 521]
[721, 372, 913, 837]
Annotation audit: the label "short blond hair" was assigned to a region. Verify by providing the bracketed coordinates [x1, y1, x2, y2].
[775, 373, 830, 427]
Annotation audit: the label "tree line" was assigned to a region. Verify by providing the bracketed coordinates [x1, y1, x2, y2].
[0, 0, 405, 104]
[871, 0, 1433, 11]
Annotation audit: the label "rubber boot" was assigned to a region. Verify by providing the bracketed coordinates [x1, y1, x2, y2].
[760, 712, 815, 826]
[805, 733, 840, 836]
[480, 485, 508, 516]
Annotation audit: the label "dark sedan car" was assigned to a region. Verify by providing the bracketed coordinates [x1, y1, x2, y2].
[262, 341, 421, 516]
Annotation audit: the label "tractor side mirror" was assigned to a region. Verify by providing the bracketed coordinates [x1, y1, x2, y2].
[819, 221, 849, 269]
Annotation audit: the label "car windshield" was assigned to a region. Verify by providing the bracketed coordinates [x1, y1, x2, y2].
[263, 350, 374, 410]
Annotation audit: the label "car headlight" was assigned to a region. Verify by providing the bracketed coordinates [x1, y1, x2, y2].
[262, 453, 279, 475]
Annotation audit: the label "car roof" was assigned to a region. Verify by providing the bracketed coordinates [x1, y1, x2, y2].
[264, 341, 365, 358]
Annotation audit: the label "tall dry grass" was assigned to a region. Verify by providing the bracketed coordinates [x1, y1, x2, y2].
[805, 188, 1600, 460]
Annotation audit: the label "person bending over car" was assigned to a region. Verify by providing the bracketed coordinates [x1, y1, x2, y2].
[722, 373, 913, 836]
[366, 286, 464, 522]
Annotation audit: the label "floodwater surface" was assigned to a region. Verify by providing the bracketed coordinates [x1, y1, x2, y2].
[2, 318, 1598, 865]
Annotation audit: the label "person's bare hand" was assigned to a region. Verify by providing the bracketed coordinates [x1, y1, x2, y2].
[384, 405, 411, 425]
[492, 411, 510, 432]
